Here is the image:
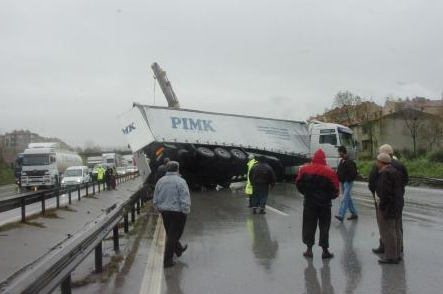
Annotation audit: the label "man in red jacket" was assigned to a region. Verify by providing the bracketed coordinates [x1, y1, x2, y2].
[296, 149, 340, 259]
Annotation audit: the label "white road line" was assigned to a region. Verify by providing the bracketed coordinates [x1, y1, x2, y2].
[265, 205, 289, 216]
[139, 216, 165, 294]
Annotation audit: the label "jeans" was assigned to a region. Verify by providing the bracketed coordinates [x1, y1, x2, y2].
[251, 185, 269, 209]
[338, 181, 358, 218]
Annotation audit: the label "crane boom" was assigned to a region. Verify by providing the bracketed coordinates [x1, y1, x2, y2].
[151, 62, 180, 108]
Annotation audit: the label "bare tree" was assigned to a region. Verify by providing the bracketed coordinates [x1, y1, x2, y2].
[419, 110, 443, 151]
[83, 140, 101, 153]
[400, 108, 424, 157]
[333, 91, 362, 125]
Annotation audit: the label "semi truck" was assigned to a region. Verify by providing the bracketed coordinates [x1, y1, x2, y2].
[119, 104, 356, 189]
[119, 63, 357, 189]
[86, 156, 104, 169]
[21, 143, 83, 189]
[102, 153, 123, 168]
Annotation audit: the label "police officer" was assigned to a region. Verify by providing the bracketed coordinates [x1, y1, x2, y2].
[245, 154, 258, 208]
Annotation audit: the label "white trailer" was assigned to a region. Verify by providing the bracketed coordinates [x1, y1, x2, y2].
[86, 156, 104, 169]
[119, 104, 356, 188]
[21, 143, 83, 188]
[102, 153, 123, 167]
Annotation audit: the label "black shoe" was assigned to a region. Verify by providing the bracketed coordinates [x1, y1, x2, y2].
[334, 215, 343, 222]
[378, 258, 399, 264]
[164, 261, 176, 268]
[176, 244, 188, 257]
[372, 247, 385, 254]
[303, 249, 313, 258]
[322, 251, 334, 259]
[252, 208, 257, 214]
[347, 214, 358, 220]
[259, 209, 266, 214]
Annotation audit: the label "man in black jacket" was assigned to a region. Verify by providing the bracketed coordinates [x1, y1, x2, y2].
[375, 153, 403, 264]
[296, 149, 340, 259]
[369, 144, 408, 254]
[250, 156, 276, 214]
[335, 146, 359, 222]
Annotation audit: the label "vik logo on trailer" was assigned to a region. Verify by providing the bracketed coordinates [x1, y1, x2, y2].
[122, 123, 136, 135]
[171, 117, 216, 132]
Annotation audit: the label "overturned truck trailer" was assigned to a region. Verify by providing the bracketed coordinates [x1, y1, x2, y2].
[120, 103, 310, 189]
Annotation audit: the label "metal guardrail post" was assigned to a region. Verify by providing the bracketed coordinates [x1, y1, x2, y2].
[95, 242, 103, 273]
[124, 213, 129, 233]
[131, 204, 136, 223]
[21, 198, 26, 222]
[68, 187, 72, 205]
[113, 226, 119, 252]
[41, 192, 46, 215]
[85, 182, 89, 196]
[92, 180, 96, 195]
[77, 185, 81, 201]
[60, 274, 72, 294]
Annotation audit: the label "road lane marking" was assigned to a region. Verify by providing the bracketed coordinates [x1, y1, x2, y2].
[139, 215, 165, 294]
[265, 205, 289, 216]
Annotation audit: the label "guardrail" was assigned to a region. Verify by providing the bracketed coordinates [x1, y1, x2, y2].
[0, 172, 139, 224]
[0, 183, 149, 294]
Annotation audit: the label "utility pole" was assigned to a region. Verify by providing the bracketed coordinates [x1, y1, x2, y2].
[151, 62, 180, 108]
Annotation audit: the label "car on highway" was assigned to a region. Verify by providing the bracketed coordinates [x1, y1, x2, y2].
[116, 166, 127, 176]
[61, 166, 91, 186]
[125, 165, 138, 173]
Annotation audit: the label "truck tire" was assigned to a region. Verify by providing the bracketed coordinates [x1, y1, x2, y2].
[196, 147, 215, 159]
[214, 148, 231, 160]
[230, 149, 246, 162]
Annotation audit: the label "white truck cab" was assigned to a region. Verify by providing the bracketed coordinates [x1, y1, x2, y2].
[61, 166, 90, 186]
[309, 122, 357, 169]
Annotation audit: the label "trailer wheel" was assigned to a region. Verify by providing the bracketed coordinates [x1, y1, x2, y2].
[230, 149, 246, 161]
[196, 147, 215, 159]
[214, 148, 231, 160]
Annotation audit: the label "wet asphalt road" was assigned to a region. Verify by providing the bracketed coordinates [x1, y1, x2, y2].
[161, 183, 443, 294]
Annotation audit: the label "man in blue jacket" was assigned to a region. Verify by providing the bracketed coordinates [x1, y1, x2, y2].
[154, 161, 191, 268]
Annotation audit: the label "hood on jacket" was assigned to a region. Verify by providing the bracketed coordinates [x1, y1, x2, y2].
[312, 149, 326, 165]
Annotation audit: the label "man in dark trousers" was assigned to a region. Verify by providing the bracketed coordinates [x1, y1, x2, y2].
[369, 144, 408, 254]
[335, 146, 358, 222]
[249, 156, 276, 214]
[153, 161, 191, 268]
[374, 153, 403, 264]
[296, 149, 339, 259]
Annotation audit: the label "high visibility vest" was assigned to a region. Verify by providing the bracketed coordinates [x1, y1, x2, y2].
[245, 159, 258, 195]
[97, 167, 105, 180]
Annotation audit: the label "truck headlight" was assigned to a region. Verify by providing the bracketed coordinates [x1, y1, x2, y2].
[76, 179, 81, 183]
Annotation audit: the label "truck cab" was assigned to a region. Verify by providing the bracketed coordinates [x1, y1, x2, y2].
[309, 123, 357, 169]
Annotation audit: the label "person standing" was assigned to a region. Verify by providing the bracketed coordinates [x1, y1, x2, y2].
[105, 166, 112, 190]
[249, 156, 276, 214]
[335, 146, 358, 222]
[111, 166, 117, 189]
[296, 149, 339, 259]
[245, 155, 258, 208]
[369, 144, 408, 254]
[153, 161, 191, 268]
[97, 165, 105, 184]
[155, 157, 170, 183]
[374, 153, 403, 264]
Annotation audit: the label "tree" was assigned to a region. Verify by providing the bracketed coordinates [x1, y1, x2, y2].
[418, 110, 443, 151]
[399, 108, 424, 157]
[83, 140, 102, 153]
[333, 91, 362, 125]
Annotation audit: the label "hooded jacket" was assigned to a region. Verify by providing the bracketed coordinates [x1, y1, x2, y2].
[296, 149, 340, 207]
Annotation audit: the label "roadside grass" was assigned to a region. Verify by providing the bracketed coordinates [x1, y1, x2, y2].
[0, 162, 15, 185]
[357, 157, 443, 179]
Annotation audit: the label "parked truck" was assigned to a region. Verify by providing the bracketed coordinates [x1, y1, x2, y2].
[102, 153, 123, 168]
[21, 143, 83, 189]
[86, 156, 104, 169]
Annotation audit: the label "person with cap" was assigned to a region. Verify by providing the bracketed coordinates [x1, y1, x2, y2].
[249, 156, 276, 214]
[296, 149, 340, 259]
[155, 157, 170, 183]
[374, 153, 403, 264]
[153, 161, 191, 268]
[245, 154, 258, 208]
[369, 144, 408, 254]
[335, 146, 359, 222]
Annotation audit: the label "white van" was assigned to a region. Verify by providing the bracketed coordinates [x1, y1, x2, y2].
[61, 166, 91, 186]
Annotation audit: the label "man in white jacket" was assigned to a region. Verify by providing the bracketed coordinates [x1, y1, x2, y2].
[153, 161, 191, 268]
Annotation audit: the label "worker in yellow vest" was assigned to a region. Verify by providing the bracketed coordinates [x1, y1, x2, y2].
[97, 165, 105, 183]
[245, 155, 258, 207]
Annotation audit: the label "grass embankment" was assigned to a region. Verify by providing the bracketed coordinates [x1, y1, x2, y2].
[357, 158, 443, 179]
[0, 162, 15, 185]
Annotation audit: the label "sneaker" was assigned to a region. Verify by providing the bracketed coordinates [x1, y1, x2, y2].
[378, 258, 399, 264]
[347, 214, 358, 220]
[322, 251, 334, 259]
[303, 250, 313, 258]
[372, 247, 385, 254]
[334, 215, 343, 222]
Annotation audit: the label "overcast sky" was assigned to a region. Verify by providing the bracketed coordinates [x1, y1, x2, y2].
[1, 0, 442, 148]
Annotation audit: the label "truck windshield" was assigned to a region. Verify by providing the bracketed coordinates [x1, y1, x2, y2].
[107, 159, 115, 163]
[22, 154, 50, 166]
[338, 130, 354, 147]
[65, 169, 82, 177]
